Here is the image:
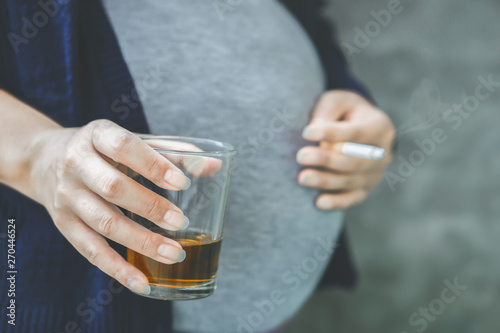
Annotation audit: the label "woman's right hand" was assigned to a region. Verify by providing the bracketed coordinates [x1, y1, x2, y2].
[29, 119, 191, 295]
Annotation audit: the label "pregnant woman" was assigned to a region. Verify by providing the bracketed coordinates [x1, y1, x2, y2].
[0, 1, 394, 332]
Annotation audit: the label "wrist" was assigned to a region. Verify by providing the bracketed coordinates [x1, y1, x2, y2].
[0, 90, 71, 203]
[23, 127, 73, 204]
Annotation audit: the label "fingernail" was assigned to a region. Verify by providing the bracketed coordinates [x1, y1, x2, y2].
[158, 244, 186, 262]
[164, 210, 190, 230]
[186, 157, 205, 175]
[296, 151, 319, 164]
[164, 169, 191, 190]
[177, 250, 186, 263]
[299, 173, 319, 186]
[296, 150, 306, 164]
[302, 126, 323, 140]
[317, 197, 334, 210]
[183, 177, 192, 190]
[127, 278, 151, 295]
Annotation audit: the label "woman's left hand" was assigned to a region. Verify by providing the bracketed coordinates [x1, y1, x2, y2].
[297, 90, 395, 210]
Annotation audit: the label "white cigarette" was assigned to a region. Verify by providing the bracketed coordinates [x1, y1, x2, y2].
[320, 142, 386, 160]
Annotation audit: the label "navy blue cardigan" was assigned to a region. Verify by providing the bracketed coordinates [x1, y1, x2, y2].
[0, 0, 368, 332]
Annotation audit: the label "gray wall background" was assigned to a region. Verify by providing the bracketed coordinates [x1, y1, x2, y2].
[285, 0, 500, 332]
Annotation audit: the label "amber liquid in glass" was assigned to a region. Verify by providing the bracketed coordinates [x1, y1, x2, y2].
[128, 232, 222, 288]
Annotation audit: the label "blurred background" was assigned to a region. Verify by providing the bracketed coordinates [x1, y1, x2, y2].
[285, 0, 500, 332]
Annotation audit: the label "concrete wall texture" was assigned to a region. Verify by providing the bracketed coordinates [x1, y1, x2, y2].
[285, 0, 500, 332]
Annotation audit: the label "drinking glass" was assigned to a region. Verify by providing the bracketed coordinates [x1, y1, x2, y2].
[125, 135, 236, 300]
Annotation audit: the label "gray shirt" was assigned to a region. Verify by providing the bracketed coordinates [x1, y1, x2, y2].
[103, 1, 344, 332]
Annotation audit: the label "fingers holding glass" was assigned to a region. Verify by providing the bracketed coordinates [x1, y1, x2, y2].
[76, 153, 187, 231]
[89, 120, 190, 191]
[69, 190, 186, 264]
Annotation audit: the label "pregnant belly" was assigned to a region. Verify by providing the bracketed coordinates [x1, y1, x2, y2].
[104, 0, 343, 330]
[172, 137, 345, 332]
[172, 95, 345, 333]
[170, 67, 343, 331]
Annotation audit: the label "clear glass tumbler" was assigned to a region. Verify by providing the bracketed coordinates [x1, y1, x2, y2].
[125, 135, 236, 300]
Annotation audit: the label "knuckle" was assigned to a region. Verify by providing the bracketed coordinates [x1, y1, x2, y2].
[101, 175, 124, 197]
[74, 138, 93, 156]
[110, 130, 134, 153]
[83, 244, 102, 266]
[62, 149, 78, 171]
[144, 195, 165, 220]
[53, 183, 71, 211]
[146, 155, 164, 180]
[112, 267, 129, 284]
[139, 232, 156, 255]
[96, 213, 119, 237]
[53, 195, 65, 212]
[88, 119, 113, 130]
[86, 119, 114, 139]
[86, 119, 112, 143]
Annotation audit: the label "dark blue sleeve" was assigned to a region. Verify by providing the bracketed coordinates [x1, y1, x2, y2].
[279, 0, 373, 101]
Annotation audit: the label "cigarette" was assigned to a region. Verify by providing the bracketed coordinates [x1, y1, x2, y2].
[320, 142, 386, 160]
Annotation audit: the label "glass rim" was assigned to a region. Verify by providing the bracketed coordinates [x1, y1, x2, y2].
[138, 134, 237, 156]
